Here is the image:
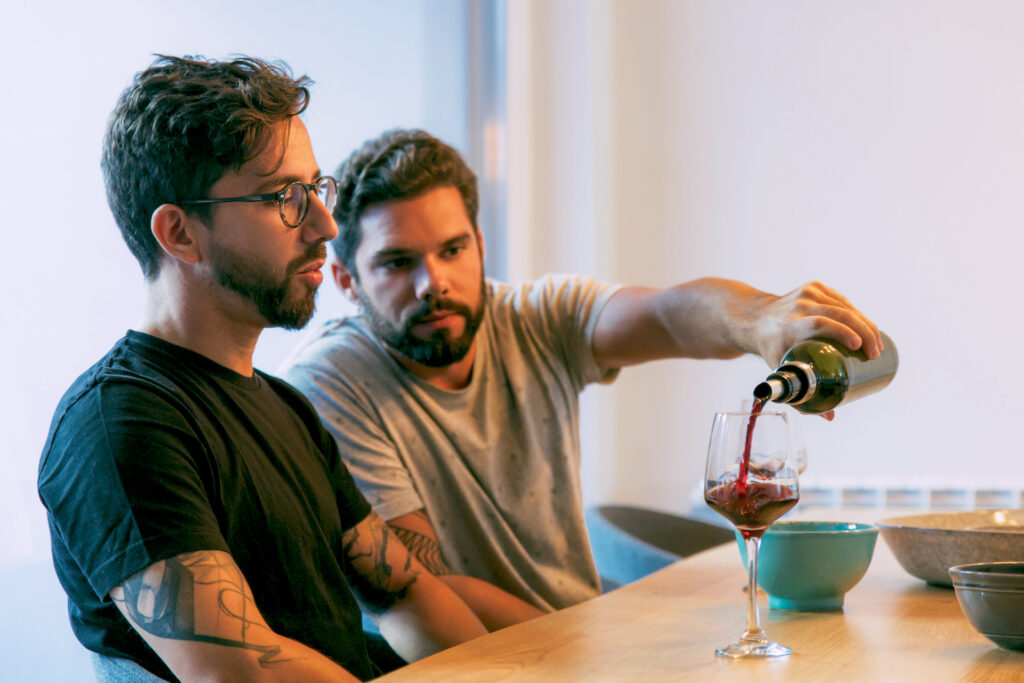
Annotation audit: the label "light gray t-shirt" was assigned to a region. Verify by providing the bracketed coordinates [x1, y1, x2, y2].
[280, 275, 620, 611]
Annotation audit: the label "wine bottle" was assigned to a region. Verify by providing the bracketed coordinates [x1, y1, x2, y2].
[754, 332, 898, 414]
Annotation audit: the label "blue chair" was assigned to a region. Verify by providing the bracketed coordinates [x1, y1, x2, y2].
[586, 504, 734, 588]
[362, 613, 407, 674]
[92, 653, 169, 682]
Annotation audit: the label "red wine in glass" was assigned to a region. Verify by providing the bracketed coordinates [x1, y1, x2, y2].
[704, 481, 798, 538]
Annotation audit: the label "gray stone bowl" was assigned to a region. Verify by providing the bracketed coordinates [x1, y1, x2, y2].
[877, 510, 1024, 587]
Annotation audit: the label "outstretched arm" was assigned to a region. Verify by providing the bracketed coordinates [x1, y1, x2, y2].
[387, 509, 546, 629]
[110, 550, 361, 682]
[591, 279, 883, 370]
[342, 511, 490, 662]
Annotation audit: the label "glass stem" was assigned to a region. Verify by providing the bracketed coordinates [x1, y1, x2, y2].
[742, 534, 766, 641]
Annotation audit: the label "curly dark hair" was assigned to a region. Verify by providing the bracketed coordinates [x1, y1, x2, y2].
[101, 55, 312, 279]
[331, 129, 478, 277]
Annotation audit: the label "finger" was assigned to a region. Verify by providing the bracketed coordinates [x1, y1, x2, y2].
[837, 310, 880, 357]
[803, 284, 883, 354]
[789, 281, 853, 310]
[788, 292, 876, 348]
[795, 297, 882, 358]
[806, 281, 854, 308]
[799, 313, 877, 358]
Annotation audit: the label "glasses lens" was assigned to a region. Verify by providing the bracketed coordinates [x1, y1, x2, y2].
[280, 182, 306, 227]
[317, 177, 338, 213]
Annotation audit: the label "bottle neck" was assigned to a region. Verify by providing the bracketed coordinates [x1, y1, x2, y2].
[754, 377, 785, 402]
[757, 362, 815, 405]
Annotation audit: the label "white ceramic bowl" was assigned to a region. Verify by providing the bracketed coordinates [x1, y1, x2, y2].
[877, 510, 1024, 586]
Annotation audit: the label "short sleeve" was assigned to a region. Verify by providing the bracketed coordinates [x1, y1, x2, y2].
[39, 379, 228, 600]
[510, 275, 622, 392]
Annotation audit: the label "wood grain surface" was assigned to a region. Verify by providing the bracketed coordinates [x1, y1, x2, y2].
[379, 526, 1024, 682]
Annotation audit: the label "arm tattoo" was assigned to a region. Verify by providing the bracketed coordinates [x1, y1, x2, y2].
[387, 520, 453, 577]
[342, 514, 419, 615]
[112, 551, 291, 668]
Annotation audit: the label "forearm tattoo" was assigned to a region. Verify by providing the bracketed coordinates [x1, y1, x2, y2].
[342, 514, 419, 615]
[111, 551, 291, 668]
[388, 516, 453, 577]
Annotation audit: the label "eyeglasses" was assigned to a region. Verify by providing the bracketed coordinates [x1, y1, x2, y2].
[179, 176, 339, 228]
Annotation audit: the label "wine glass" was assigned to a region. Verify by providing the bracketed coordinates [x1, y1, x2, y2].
[704, 409, 800, 659]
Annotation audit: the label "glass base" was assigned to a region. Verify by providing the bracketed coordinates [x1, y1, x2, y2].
[715, 637, 792, 659]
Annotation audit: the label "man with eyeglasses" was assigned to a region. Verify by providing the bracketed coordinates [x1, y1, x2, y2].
[279, 128, 884, 621]
[38, 57, 488, 683]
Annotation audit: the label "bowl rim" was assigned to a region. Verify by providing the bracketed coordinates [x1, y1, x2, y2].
[764, 521, 878, 535]
[949, 561, 1024, 577]
[877, 509, 1024, 533]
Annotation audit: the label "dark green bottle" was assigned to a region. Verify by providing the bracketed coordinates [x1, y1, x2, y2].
[754, 332, 898, 414]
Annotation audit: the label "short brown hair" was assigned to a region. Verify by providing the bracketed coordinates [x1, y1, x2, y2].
[331, 129, 478, 276]
[102, 55, 312, 278]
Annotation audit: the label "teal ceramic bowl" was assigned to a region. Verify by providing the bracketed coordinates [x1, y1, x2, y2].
[949, 562, 1024, 651]
[736, 521, 879, 611]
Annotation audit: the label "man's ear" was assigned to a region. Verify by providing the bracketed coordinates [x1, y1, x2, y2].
[151, 204, 202, 265]
[331, 260, 360, 304]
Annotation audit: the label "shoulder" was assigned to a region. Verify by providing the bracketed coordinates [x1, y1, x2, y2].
[277, 316, 398, 412]
[45, 335, 185, 436]
[278, 315, 385, 377]
[40, 331, 265, 473]
[488, 275, 620, 324]
[259, 371, 339, 448]
[38, 337, 209, 500]
[260, 371, 322, 423]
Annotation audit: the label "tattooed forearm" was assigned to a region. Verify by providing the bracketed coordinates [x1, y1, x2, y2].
[387, 523, 452, 576]
[342, 514, 419, 614]
[111, 551, 292, 668]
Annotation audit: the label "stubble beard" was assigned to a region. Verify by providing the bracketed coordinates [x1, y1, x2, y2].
[210, 243, 326, 330]
[357, 276, 488, 368]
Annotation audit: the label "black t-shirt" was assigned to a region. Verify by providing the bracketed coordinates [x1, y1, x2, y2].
[38, 331, 375, 681]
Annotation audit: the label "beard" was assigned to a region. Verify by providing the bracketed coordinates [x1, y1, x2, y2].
[357, 277, 487, 368]
[210, 242, 325, 330]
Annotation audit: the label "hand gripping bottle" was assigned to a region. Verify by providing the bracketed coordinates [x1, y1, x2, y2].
[754, 332, 898, 414]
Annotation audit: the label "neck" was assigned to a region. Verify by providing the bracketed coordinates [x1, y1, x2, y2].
[139, 271, 262, 376]
[388, 340, 478, 391]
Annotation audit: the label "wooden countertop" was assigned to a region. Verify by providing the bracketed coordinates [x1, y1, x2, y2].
[379, 532, 1024, 681]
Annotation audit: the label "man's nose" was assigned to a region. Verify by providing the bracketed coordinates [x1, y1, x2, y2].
[302, 192, 338, 243]
[415, 258, 450, 300]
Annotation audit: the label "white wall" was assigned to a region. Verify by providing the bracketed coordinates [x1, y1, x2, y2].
[1, 2, 469, 679]
[507, 1, 1024, 512]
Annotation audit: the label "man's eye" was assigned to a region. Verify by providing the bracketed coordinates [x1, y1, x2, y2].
[442, 246, 464, 258]
[381, 257, 412, 270]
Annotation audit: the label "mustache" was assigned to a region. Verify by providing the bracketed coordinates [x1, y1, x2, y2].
[407, 297, 474, 325]
[285, 243, 327, 276]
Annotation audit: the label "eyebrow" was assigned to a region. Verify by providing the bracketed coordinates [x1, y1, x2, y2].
[251, 169, 323, 194]
[371, 232, 473, 263]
